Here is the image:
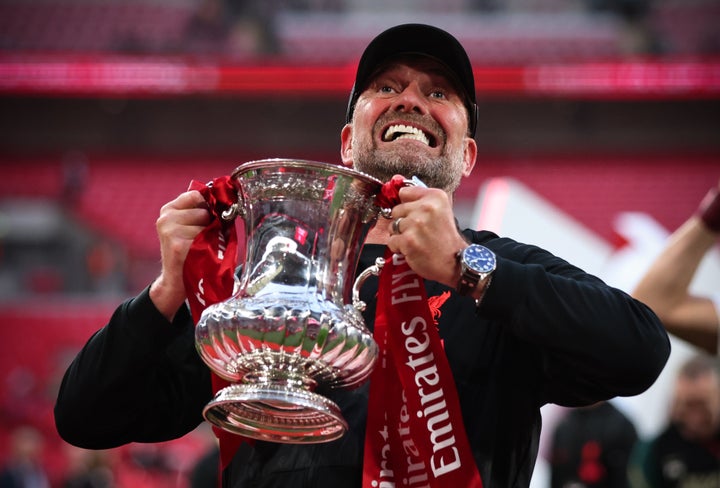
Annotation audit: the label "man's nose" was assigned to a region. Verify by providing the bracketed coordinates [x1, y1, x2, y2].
[390, 83, 428, 116]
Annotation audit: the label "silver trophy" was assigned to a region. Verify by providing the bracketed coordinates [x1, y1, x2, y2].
[194, 159, 386, 444]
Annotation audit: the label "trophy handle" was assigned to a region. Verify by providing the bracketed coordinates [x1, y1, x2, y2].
[221, 203, 240, 220]
[352, 257, 385, 312]
[220, 183, 245, 221]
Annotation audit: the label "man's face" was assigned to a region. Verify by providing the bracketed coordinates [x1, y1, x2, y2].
[671, 370, 720, 442]
[341, 56, 476, 194]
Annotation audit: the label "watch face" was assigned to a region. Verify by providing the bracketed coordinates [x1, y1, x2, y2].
[463, 244, 496, 274]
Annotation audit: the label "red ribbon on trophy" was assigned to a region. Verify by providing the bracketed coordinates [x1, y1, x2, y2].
[362, 177, 483, 487]
[182, 176, 247, 471]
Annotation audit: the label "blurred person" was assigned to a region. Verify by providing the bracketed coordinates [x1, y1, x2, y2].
[0, 425, 50, 488]
[60, 152, 88, 208]
[633, 181, 720, 355]
[223, 0, 279, 55]
[549, 401, 638, 488]
[188, 444, 219, 488]
[584, 0, 664, 56]
[186, 423, 220, 488]
[85, 238, 127, 294]
[62, 446, 114, 488]
[54, 24, 670, 487]
[181, 0, 278, 58]
[628, 354, 720, 487]
[182, 0, 232, 55]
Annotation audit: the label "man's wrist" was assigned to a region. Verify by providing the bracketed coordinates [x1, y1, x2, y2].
[149, 274, 187, 322]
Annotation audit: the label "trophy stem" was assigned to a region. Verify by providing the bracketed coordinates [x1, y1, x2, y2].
[203, 371, 348, 444]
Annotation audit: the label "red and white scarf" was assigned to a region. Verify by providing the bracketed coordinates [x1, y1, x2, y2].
[364, 177, 482, 487]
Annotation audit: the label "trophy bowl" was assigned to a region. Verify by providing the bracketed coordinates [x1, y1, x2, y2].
[194, 159, 383, 443]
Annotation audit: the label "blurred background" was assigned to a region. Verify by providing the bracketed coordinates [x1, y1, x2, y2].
[0, 0, 718, 486]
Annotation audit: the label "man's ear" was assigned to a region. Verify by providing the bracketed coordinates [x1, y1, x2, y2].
[462, 136, 477, 177]
[340, 124, 353, 168]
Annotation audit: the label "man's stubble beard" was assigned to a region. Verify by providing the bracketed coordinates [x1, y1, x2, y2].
[352, 131, 466, 195]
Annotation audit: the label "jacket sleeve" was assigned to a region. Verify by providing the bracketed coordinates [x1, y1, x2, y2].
[471, 230, 671, 406]
[54, 285, 212, 449]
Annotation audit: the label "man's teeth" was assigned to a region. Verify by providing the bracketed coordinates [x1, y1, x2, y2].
[383, 124, 430, 146]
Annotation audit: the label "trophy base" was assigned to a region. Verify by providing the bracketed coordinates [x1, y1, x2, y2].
[203, 383, 348, 444]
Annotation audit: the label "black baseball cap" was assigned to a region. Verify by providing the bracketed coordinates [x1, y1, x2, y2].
[345, 23, 478, 138]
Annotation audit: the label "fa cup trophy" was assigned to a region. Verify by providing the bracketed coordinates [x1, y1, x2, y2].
[194, 159, 385, 444]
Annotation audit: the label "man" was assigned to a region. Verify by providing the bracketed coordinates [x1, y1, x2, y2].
[633, 180, 720, 355]
[549, 401, 638, 488]
[628, 354, 720, 487]
[54, 24, 670, 487]
[0, 426, 50, 488]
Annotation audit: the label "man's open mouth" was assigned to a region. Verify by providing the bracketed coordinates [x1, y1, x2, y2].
[382, 124, 435, 147]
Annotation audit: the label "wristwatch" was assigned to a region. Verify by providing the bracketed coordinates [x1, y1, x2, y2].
[456, 244, 496, 304]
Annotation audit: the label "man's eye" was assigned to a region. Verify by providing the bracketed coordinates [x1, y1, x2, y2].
[380, 85, 395, 93]
[430, 90, 446, 99]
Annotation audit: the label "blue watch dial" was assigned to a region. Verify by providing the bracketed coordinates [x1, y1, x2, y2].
[462, 244, 496, 274]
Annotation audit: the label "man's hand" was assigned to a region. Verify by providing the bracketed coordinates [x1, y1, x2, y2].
[149, 190, 212, 321]
[386, 184, 469, 288]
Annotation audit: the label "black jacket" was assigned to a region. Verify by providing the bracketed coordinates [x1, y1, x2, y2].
[55, 230, 670, 487]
